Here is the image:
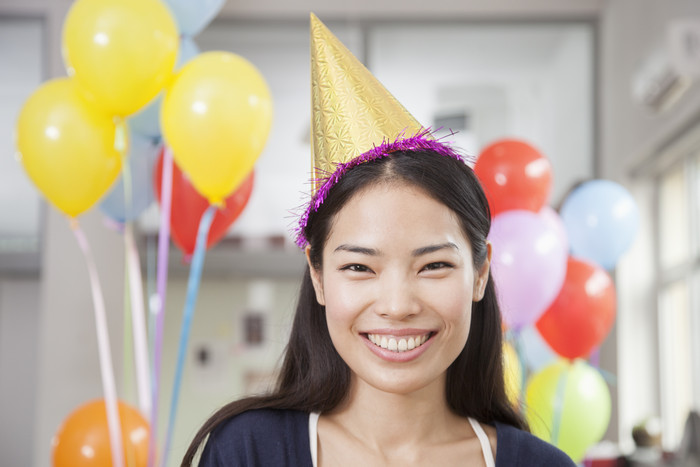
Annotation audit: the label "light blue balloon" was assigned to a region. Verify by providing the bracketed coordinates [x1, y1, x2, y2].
[560, 179, 639, 270]
[129, 36, 200, 138]
[99, 129, 161, 223]
[517, 325, 557, 372]
[165, 0, 224, 37]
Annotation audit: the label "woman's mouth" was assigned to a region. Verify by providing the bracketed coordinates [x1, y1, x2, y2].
[365, 332, 433, 353]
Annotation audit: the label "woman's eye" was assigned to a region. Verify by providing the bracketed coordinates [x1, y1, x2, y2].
[340, 264, 371, 273]
[422, 262, 453, 272]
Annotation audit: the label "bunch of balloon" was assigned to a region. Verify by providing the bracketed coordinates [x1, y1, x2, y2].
[475, 139, 617, 462]
[15, 1, 180, 466]
[108, 2, 225, 466]
[53, 400, 148, 467]
[524, 179, 638, 462]
[155, 50, 272, 466]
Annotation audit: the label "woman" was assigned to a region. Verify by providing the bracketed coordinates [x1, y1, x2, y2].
[182, 15, 575, 467]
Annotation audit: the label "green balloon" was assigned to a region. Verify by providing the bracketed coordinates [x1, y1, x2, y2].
[525, 359, 611, 462]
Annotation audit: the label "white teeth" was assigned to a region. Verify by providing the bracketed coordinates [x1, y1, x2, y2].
[367, 333, 431, 353]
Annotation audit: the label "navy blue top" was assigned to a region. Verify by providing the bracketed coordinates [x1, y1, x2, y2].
[199, 409, 575, 466]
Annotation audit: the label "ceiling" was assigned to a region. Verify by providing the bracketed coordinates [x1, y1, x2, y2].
[216, 0, 606, 20]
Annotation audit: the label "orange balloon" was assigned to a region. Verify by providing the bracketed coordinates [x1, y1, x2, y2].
[52, 399, 149, 467]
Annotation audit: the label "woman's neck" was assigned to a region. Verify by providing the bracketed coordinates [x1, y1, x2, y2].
[324, 375, 469, 452]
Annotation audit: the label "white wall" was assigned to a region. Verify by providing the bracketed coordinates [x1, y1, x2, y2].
[0, 276, 40, 466]
[369, 23, 594, 205]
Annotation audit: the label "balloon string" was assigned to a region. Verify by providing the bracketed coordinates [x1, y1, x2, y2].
[117, 119, 152, 418]
[161, 204, 217, 467]
[149, 147, 174, 467]
[551, 364, 569, 446]
[146, 234, 157, 390]
[117, 118, 136, 405]
[125, 223, 152, 418]
[123, 257, 135, 402]
[70, 219, 124, 467]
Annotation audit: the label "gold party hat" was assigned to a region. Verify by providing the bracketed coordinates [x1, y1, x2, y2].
[310, 13, 424, 191]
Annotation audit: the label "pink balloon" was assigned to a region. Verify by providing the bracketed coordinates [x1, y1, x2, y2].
[488, 210, 568, 329]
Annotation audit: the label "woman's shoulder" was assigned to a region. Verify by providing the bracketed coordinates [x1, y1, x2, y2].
[494, 422, 576, 467]
[200, 409, 312, 466]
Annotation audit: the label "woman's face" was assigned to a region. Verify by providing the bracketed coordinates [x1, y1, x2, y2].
[308, 181, 491, 396]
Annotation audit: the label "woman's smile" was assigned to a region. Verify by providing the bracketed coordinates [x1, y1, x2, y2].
[362, 330, 436, 362]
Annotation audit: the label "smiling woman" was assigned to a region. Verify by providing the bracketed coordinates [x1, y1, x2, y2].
[181, 15, 575, 467]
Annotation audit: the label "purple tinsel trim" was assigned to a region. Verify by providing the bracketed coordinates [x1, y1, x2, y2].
[295, 129, 469, 248]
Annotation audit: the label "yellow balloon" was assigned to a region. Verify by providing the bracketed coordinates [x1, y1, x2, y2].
[16, 78, 123, 217]
[503, 341, 522, 406]
[63, 0, 178, 117]
[525, 359, 611, 462]
[162, 52, 273, 205]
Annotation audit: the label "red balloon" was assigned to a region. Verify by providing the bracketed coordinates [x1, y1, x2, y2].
[536, 257, 616, 360]
[474, 139, 552, 216]
[52, 399, 148, 466]
[154, 148, 254, 257]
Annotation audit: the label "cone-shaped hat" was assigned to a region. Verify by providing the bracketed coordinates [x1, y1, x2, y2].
[310, 13, 424, 190]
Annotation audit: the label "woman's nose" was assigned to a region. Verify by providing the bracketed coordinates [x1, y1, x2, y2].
[374, 273, 421, 320]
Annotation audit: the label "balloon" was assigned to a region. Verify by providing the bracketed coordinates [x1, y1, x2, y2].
[560, 180, 639, 270]
[165, 0, 225, 37]
[539, 206, 569, 254]
[130, 36, 201, 139]
[526, 359, 611, 463]
[474, 139, 552, 216]
[99, 129, 160, 223]
[488, 210, 568, 329]
[162, 52, 272, 205]
[16, 78, 122, 217]
[154, 149, 255, 256]
[52, 399, 149, 467]
[503, 341, 522, 406]
[63, 0, 178, 116]
[517, 325, 557, 372]
[536, 257, 616, 360]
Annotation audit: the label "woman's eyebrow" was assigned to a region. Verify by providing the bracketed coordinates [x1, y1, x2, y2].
[333, 244, 380, 255]
[412, 242, 459, 257]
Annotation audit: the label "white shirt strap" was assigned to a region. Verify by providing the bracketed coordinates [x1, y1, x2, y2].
[309, 412, 320, 467]
[468, 417, 496, 467]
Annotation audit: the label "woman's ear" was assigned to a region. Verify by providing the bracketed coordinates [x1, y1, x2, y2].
[305, 246, 326, 306]
[473, 242, 492, 302]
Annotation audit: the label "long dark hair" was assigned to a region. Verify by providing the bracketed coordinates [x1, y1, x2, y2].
[182, 150, 527, 465]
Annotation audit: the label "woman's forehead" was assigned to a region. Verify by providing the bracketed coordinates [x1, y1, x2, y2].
[324, 182, 470, 252]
